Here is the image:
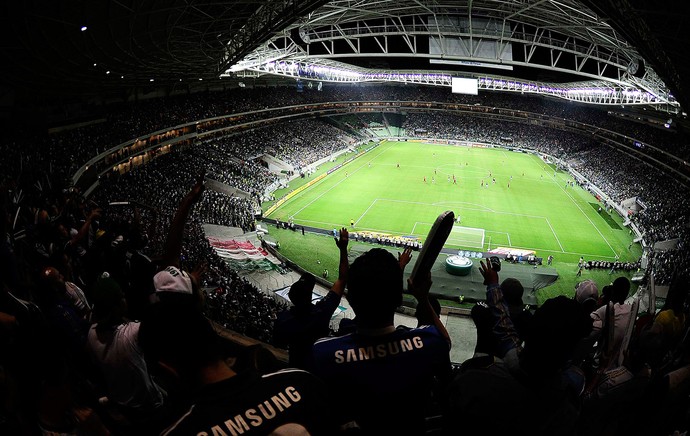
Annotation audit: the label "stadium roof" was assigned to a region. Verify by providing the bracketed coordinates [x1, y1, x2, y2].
[0, 0, 688, 114]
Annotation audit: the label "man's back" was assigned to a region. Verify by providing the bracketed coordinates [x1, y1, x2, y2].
[161, 368, 337, 436]
[87, 321, 165, 411]
[447, 359, 581, 436]
[309, 324, 451, 434]
[272, 290, 341, 369]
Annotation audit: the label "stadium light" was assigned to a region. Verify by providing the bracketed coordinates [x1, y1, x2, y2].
[81, 26, 87, 32]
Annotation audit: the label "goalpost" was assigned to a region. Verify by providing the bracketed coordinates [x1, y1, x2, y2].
[446, 225, 485, 249]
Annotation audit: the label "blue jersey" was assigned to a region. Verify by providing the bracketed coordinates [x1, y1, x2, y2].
[308, 324, 451, 434]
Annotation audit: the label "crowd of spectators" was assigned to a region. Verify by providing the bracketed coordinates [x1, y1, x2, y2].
[401, 111, 690, 283]
[1, 84, 690, 434]
[4, 85, 688, 186]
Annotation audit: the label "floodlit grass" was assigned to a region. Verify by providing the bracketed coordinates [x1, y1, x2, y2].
[264, 140, 642, 303]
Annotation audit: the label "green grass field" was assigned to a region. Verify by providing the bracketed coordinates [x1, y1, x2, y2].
[263, 140, 642, 304]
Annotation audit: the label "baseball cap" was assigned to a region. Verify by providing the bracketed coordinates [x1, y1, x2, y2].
[575, 279, 599, 304]
[288, 273, 316, 305]
[91, 272, 125, 320]
[153, 266, 194, 295]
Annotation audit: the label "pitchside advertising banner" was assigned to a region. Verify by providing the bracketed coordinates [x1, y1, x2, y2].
[264, 173, 327, 216]
[266, 142, 379, 217]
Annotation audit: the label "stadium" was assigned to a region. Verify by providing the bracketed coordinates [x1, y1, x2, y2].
[1, 1, 689, 435]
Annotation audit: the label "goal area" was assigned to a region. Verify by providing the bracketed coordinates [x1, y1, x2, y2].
[445, 225, 485, 249]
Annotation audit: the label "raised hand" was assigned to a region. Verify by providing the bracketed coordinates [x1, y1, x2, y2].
[398, 247, 413, 271]
[479, 258, 499, 286]
[332, 227, 350, 296]
[335, 227, 349, 251]
[188, 171, 206, 202]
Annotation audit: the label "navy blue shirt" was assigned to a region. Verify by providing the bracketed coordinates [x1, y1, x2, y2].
[308, 324, 451, 434]
[161, 368, 338, 436]
[272, 290, 342, 369]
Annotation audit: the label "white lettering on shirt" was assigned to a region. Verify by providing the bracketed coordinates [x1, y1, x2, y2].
[201, 386, 303, 435]
[334, 336, 425, 363]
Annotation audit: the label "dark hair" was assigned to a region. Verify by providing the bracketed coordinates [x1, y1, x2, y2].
[611, 277, 631, 304]
[346, 248, 403, 323]
[501, 278, 525, 306]
[664, 273, 689, 313]
[90, 274, 126, 322]
[521, 296, 592, 375]
[288, 273, 316, 307]
[600, 284, 613, 305]
[139, 296, 220, 373]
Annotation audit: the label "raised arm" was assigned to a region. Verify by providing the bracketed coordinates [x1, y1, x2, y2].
[408, 273, 451, 347]
[398, 246, 413, 272]
[70, 208, 101, 247]
[161, 173, 205, 268]
[331, 227, 349, 297]
[479, 259, 522, 357]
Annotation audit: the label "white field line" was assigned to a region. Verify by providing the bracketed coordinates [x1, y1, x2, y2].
[289, 150, 616, 259]
[297, 218, 617, 259]
[545, 218, 565, 252]
[384, 197, 557, 221]
[355, 199, 379, 226]
[289, 144, 393, 219]
[379, 198, 567, 252]
[533, 154, 617, 257]
[292, 152, 384, 217]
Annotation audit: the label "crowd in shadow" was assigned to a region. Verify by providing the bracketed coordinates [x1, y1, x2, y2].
[1, 86, 689, 434]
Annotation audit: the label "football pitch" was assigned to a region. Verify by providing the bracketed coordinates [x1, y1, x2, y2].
[266, 141, 637, 265]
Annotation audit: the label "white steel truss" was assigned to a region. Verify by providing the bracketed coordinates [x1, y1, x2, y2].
[226, 57, 675, 109]
[226, 0, 680, 112]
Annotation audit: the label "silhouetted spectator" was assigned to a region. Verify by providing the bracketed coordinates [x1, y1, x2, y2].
[650, 273, 688, 355]
[501, 277, 533, 341]
[575, 279, 600, 315]
[86, 273, 167, 433]
[139, 295, 339, 435]
[272, 229, 348, 369]
[589, 276, 635, 371]
[307, 247, 452, 435]
[446, 258, 592, 436]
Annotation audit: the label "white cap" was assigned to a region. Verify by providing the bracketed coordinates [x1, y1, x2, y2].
[153, 266, 193, 295]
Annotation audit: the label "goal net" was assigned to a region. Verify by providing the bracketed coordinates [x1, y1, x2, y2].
[446, 225, 485, 249]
